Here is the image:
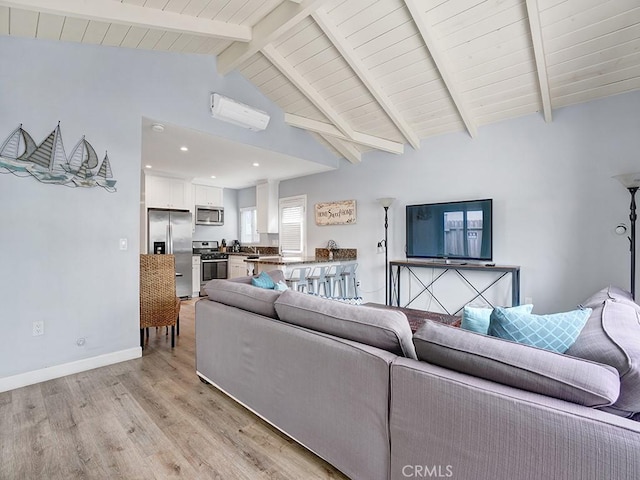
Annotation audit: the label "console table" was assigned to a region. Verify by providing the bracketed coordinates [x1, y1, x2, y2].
[389, 260, 521, 315]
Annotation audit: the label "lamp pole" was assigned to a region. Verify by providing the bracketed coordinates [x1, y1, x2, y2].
[630, 186, 638, 300]
[383, 205, 390, 305]
[378, 197, 395, 305]
[614, 173, 640, 301]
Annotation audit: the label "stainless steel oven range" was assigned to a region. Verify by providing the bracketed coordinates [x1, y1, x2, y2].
[193, 241, 228, 294]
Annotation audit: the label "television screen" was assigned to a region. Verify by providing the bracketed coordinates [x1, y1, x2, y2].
[406, 199, 492, 261]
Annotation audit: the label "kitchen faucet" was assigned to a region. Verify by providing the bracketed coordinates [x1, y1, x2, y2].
[250, 246, 260, 254]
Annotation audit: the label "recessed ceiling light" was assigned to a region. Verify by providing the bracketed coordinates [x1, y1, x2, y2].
[210, 175, 216, 179]
[151, 123, 164, 133]
[252, 162, 260, 167]
[180, 146, 189, 152]
[145, 165, 152, 169]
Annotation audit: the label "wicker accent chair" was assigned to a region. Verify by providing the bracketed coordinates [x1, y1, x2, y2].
[140, 254, 181, 348]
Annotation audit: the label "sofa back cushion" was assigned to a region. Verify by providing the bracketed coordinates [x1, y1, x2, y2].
[274, 290, 417, 359]
[203, 279, 282, 318]
[414, 320, 620, 407]
[566, 296, 640, 416]
[228, 269, 286, 285]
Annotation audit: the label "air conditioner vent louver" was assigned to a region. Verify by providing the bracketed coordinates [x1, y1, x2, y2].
[210, 93, 270, 131]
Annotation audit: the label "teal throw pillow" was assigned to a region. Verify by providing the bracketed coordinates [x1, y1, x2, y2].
[488, 306, 592, 353]
[462, 304, 533, 334]
[274, 280, 289, 291]
[251, 271, 276, 289]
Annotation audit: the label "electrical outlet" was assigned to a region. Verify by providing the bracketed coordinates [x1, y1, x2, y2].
[33, 321, 44, 336]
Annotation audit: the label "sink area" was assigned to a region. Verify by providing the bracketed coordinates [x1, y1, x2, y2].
[245, 255, 281, 260]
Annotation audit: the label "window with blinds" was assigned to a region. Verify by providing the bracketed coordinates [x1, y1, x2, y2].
[279, 195, 306, 255]
[240, 207, 259, 244]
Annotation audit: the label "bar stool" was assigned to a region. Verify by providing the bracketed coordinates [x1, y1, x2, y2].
[339, 263, 359, 298]
[307, 266, 330, 296]
[286, 267, 311, 292]
[323, 264, 341, 297]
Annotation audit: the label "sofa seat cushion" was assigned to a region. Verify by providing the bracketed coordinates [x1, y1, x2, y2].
[413, 320, 620, 407]
[274, 290, 417, 359]
[203, 279, 282, 319]
[566, 294, 640, 417]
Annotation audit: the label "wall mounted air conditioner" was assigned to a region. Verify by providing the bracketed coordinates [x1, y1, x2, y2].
[210, 93, 270, 131]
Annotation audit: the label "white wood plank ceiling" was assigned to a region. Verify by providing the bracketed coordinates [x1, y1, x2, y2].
[2, 0, 640, 164]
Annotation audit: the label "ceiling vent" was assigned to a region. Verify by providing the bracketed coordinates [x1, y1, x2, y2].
[210, 93, 270, 131]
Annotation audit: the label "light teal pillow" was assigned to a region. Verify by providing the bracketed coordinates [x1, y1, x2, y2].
[488, 306, 592, 353]
[461, 304, 533, 334]
[274, 280, 289, 291]
[251, 271, 276, 289]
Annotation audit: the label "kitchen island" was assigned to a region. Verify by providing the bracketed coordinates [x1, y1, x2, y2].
[245, 256, 357, 275]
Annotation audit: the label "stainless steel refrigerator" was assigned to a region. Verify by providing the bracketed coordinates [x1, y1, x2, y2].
[148, 209, 193, 298]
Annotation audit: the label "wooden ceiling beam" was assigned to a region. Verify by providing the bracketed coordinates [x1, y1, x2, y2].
[312, 8, 421, 150]
[263, 44, 358, 139]
[217, 0, 328, 75]
[285, 113, 404, 155]
[320, 134, 361, 164]
[525, 0, 553, 122]
[404, 0, 478, 138]
[0, 0, 251, 41]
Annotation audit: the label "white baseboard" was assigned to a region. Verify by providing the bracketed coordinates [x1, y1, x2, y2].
[0, 347, 142, 393]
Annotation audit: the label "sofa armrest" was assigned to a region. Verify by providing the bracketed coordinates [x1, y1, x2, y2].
[389, 357, 640, 480]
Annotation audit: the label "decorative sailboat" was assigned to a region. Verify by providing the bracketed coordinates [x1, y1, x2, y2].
[72, 156, 97, 188]
[0, 124, 37, 174]
[0, 122, 116, 191]
[25, 122, 74, 183]
[95, 151, 117, 192]
[64, 135, 98, 174]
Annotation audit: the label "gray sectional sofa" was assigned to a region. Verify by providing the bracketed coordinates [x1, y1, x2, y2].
[195, 273, 640, 480]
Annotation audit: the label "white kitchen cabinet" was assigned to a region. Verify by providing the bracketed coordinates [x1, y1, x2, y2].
[145, 174, 191, 210]
[228, 256, 249, 279]
[192, 255, 201, 297]
[256, 180, 279, 234]
[194, 184, 223, 207]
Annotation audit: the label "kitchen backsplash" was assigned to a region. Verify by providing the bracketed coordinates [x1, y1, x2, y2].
[315, 248, 357, 260]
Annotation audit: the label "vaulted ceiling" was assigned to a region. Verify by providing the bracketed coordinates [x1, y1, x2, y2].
[2, 0, 639, 164]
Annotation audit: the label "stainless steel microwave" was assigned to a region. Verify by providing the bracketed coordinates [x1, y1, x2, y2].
[195, 205, 224, 225]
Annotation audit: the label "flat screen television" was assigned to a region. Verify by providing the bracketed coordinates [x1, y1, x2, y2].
[406, 199, 493, 261]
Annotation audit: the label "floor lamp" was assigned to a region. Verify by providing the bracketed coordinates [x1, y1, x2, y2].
[614, 173, 640, 300]
[377, 197, 395, 305]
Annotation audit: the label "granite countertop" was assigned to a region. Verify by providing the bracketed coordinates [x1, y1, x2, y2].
[244, 256, 357, 265]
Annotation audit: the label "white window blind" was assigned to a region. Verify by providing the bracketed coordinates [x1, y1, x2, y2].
[279, 195, 306, 255]
[240, 207, 259, 244]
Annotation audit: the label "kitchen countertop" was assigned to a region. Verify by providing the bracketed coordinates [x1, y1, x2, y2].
[244, 256, 357, 266]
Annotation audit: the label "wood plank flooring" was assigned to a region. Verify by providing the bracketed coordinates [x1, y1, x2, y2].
[0, 298, 347, 479]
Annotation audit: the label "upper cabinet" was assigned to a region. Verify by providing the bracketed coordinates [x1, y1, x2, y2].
[194, 184, 223, 207]
[145, 174, 191, 210]
[256, 180, 279, 234]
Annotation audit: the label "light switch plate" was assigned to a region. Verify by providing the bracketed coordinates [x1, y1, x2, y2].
[119, 238, 128, 250]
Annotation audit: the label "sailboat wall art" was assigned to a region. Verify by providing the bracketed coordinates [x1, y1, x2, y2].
[0, 123, 117, 192]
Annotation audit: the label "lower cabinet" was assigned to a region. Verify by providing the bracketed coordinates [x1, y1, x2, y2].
[229, 256, 249, 279]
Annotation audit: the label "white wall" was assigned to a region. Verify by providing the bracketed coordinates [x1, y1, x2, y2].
[0, 36, 335, 386]
[280, 91, 640, 313]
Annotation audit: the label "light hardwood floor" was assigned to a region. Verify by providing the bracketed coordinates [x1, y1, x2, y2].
[0, 298, 347, 479]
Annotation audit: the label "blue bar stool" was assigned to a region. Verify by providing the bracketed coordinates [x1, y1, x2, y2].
[307, 266, 330, 296]
[286, 267, 311, 292]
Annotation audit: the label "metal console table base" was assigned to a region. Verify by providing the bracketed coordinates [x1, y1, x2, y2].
[389, 260, 521, 315]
